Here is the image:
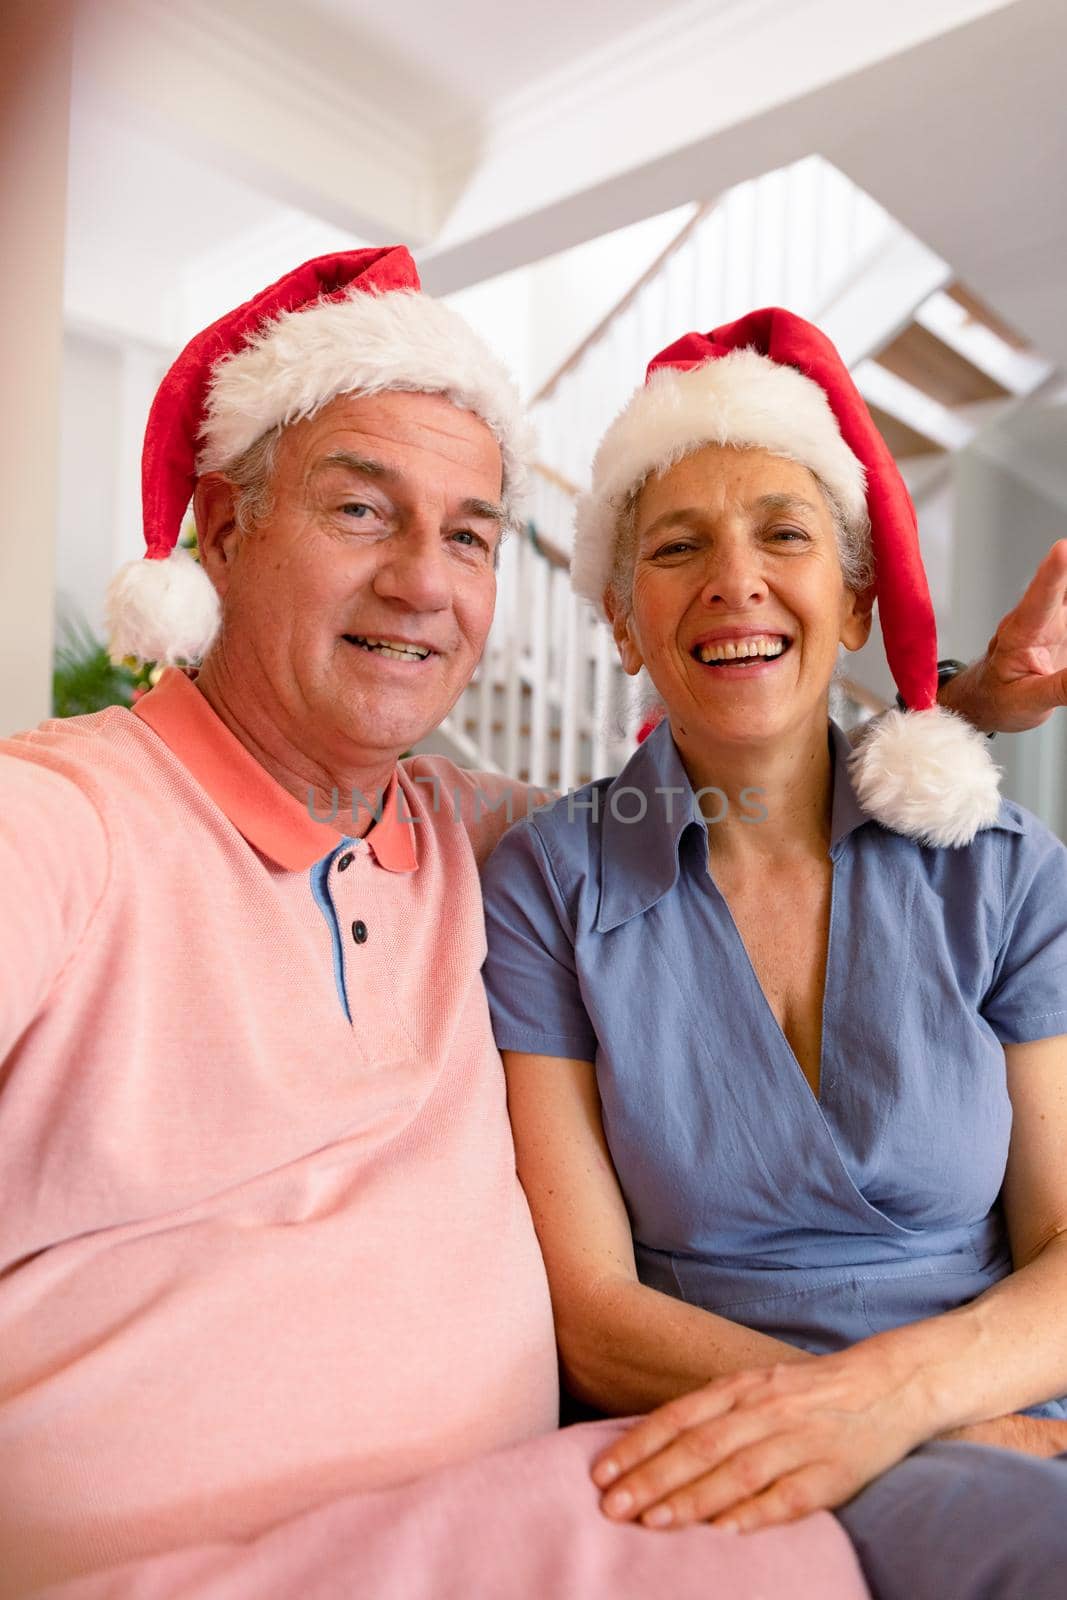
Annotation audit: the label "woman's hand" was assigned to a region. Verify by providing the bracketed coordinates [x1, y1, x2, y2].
[590, 1346, 928, 1535]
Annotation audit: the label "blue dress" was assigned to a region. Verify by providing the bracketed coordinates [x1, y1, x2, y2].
[482, 719, 1067, 1419]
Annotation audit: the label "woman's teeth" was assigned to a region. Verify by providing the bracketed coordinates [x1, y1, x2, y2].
[696, 636, 787, 665]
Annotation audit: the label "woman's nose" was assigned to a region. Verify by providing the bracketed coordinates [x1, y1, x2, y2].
[698, 539, 768, 608]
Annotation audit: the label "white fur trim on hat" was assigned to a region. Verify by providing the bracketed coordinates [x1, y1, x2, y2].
[572, 348, 867, 614]
[196, 288, 533, 529]
[106, 548, 221, 667]
[848, 706, 1002, 847]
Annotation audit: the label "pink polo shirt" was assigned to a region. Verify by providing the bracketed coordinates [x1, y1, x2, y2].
[0, 670, 558, 1594]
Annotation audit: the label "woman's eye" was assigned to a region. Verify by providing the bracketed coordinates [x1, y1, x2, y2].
[651, 540, 695, 559]
[341, 502, 376, 520]
[769, 526, 808, 542]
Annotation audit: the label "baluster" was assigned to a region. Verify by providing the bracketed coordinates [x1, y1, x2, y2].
[755, 166, 786, 307]
[504, 537, 527, 779]
[559, 586, 582, 792]
[591, 609, 617, 780]
[528, 548, 550, 787]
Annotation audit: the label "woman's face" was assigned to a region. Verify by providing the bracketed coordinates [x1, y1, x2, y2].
[609, 443, 872, 755]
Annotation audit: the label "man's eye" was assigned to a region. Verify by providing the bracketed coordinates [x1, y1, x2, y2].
[341, 502, 376, 519]
[769, 527, 808, 542]
[451, 529, 488, 550]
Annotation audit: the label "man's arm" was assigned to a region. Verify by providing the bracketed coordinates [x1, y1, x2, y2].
[0, 752, 109, 1057]
[937, 540, 1067, 733]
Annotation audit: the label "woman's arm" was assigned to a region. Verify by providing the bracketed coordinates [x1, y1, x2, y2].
[900, 1033, 1067, 1436]
[503, 1049, 809, 1413]
[588, 1034, 1067, 1533]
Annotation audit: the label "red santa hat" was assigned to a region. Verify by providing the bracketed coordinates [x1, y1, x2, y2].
[107, 246, 532, 668]
[572, 306, 1000, 847]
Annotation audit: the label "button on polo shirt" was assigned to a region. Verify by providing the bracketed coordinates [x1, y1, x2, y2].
[0, 668, 557, 1590]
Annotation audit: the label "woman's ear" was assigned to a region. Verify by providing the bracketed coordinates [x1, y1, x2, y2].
[603, 586, 644, 676]
[193, 476, 242, 597]
[840, 582, 875, 653]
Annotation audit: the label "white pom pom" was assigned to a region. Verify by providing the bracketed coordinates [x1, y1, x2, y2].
[848, 706, 1002, 847]
[106, 548, 221, 667]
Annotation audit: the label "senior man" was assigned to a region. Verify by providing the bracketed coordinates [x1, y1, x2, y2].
[1, 249, 1064, 1599]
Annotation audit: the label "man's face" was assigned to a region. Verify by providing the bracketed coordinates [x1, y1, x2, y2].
[205, 389, 505, 770]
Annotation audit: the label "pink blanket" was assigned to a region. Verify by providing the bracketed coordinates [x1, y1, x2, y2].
[30, 1421, 869, 1599]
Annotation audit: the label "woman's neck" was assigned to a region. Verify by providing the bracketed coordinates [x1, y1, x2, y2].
[672, 716, 835, 866]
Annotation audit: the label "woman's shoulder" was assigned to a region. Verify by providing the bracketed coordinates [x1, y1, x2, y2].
[983, 795, 1067, 897]
[484, 775, 616, 895]
[867, 792, 1067, 930]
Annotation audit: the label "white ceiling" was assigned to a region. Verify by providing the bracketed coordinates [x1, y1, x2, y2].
[67, 0, 1067, 374]
[306, 0, 680, 121]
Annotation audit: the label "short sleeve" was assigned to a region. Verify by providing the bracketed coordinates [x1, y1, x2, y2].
[982, 819, 1067, 1045]
[481, 820, 598, 1061]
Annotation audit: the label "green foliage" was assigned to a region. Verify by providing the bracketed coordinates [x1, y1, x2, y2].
[52, 617, 149, 718]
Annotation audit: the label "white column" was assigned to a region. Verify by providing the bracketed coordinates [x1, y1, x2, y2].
[0, 0, 74, 735]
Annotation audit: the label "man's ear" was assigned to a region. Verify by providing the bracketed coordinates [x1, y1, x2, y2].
[603, 585, 644, 676]
[193, 475, 242, 598]
[841, 582, 875, 653]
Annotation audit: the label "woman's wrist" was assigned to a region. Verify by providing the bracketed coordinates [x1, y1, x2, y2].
[848, 1319, 984, 1443]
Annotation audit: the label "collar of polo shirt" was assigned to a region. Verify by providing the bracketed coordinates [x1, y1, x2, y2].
[134, 668, 417, 873]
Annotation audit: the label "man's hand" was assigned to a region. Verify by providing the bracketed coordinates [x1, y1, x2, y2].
[941, 1414, 1067, 1457]
[939, 540, 1067, 733]
[589, 1348, 927, 1536]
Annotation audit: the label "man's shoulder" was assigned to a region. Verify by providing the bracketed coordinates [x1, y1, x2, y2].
[481, 776, 617, 912]
[0, 704, 200, 865]
[1, 705, 157, 806]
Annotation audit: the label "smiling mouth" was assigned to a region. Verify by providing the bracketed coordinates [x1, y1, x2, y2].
[692, 636, 791, 667]
[344, 634, 432, 662]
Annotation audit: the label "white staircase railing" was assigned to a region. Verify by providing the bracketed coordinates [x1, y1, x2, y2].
[432, 155, 988, 789]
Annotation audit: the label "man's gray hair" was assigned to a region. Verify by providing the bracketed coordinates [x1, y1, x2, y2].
[220, 426, 283, 533]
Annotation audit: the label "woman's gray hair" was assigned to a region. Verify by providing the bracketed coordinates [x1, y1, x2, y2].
[607, 459, 874, 615]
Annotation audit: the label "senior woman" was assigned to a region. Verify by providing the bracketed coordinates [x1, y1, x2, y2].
[481, 310, 1067, 1599]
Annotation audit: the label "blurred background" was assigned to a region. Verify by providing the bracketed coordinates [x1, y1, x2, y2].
[2, 0, 1065, 834]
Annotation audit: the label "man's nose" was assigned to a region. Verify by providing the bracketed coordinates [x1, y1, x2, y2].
[373, 525, 451, 612]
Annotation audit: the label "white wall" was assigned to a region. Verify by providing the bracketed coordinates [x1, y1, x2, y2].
[524, 207, 694, 399]
[55, 331, 168, 646]
[445, 203, 695, 404]
[55, 332, 122, 640]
